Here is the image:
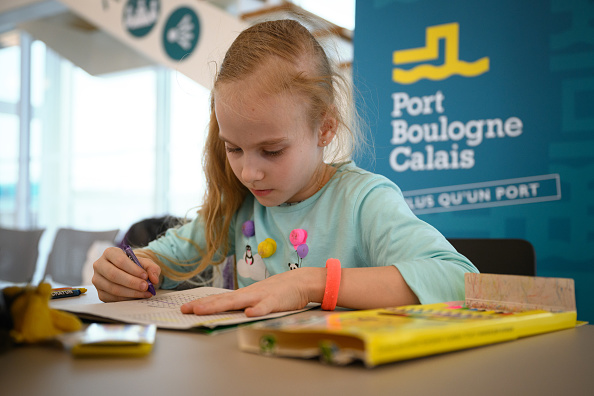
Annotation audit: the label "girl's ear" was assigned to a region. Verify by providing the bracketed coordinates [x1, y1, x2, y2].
[318, 108, 338, 147]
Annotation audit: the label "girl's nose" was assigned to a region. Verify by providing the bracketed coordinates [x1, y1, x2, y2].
[241, 156, 264, 184]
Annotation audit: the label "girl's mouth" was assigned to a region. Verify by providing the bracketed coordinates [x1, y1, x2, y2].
[251, 189, 273, 197]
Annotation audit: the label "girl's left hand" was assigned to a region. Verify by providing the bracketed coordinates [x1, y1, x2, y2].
[180, 268, 324, 317]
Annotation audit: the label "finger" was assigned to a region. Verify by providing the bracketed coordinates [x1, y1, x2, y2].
[92, 270, 153, 299]
[95, 251, 152, 292]
[244, 302, 273, 317]
[101, 261, 150, 291]
[104, 247, 149, 280]
[93, 271, 153, 299]
[244, 292, 306, 317]
[138, 257, 161, 285]
[97, 288, 136, 303]
[181, 292, 257, 315]
[97, 287, 152, 302]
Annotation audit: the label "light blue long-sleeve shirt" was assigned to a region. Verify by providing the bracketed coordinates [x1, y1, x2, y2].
[147, 162, 478, 304]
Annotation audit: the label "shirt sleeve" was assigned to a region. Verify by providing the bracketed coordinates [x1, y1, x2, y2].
[355, 183, 478, 304]
[146, 215, 235, 289]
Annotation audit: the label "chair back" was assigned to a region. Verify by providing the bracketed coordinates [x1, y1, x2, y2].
[119, 216, 183, 249]
[45, 228, 119, 285]
[0, 227, 45, 282]
[448, 238, 536, 276]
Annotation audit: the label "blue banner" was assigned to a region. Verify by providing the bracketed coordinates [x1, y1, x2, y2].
[354, 0, 594, 321]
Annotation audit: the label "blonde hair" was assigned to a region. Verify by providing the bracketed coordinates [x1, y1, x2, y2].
[152, 19, 364, 282]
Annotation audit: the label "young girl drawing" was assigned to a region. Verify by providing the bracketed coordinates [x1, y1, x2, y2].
[92, 19, 477, 316]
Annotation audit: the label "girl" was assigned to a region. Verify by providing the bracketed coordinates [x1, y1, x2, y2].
[92, 19, 477, 316]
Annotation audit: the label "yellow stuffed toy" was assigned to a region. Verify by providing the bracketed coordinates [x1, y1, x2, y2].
[3, 282, 82, 344]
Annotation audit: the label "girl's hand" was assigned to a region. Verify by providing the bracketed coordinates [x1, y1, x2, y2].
[92, 247, 161, 302]
[180, 268, 324, 317]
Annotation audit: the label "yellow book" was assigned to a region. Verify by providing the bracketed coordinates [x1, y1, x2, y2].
[238, 274, 579, 367]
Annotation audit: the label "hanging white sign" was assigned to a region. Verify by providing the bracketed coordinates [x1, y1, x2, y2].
[58, 0, 248, 88]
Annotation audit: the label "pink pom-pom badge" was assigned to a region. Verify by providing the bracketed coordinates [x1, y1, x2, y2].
[289, 228, 307, 248]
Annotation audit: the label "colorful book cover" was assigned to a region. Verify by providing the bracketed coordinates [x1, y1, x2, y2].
[238, 274, 578, 367]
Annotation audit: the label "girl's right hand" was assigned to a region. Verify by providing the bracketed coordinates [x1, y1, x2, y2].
[92, 247, 161, 302]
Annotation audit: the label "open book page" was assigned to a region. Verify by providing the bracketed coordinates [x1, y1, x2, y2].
[58, 287, 318, 330]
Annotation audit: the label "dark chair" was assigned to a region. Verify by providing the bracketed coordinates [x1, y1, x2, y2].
[44, 228, 119, 286]
[447, 238, 536, 276]
[0, 227, 45, 282]
[118, 216, 184, 249]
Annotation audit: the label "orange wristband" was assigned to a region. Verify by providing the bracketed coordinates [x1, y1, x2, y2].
[321, 258, 341, 311]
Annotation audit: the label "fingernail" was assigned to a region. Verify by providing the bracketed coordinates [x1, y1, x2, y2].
[140, 281, 147, 290]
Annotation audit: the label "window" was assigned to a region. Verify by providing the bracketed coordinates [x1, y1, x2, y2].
[169, 72, 210, 218]
[0, 41, 21, 228]
[67, 67, 157, 230]
[0, 34, 209, 234]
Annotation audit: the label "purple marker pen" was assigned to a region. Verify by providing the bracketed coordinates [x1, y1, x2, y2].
[122, 244, 156, 296]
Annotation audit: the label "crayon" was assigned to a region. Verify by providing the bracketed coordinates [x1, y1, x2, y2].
[51, 288, 87, 299]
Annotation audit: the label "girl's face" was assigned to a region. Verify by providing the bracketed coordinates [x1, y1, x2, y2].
[215, 82, 327, 207]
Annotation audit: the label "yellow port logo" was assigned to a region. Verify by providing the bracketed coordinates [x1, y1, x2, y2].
[393, 23, 490, 84]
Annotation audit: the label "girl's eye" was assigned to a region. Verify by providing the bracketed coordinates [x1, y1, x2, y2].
[225, 146, 242, 154]
[264, 149, 284, 157]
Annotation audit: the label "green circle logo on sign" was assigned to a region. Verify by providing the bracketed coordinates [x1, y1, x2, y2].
[123, 0, 160, 38]
[163, 7, 200, 61]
